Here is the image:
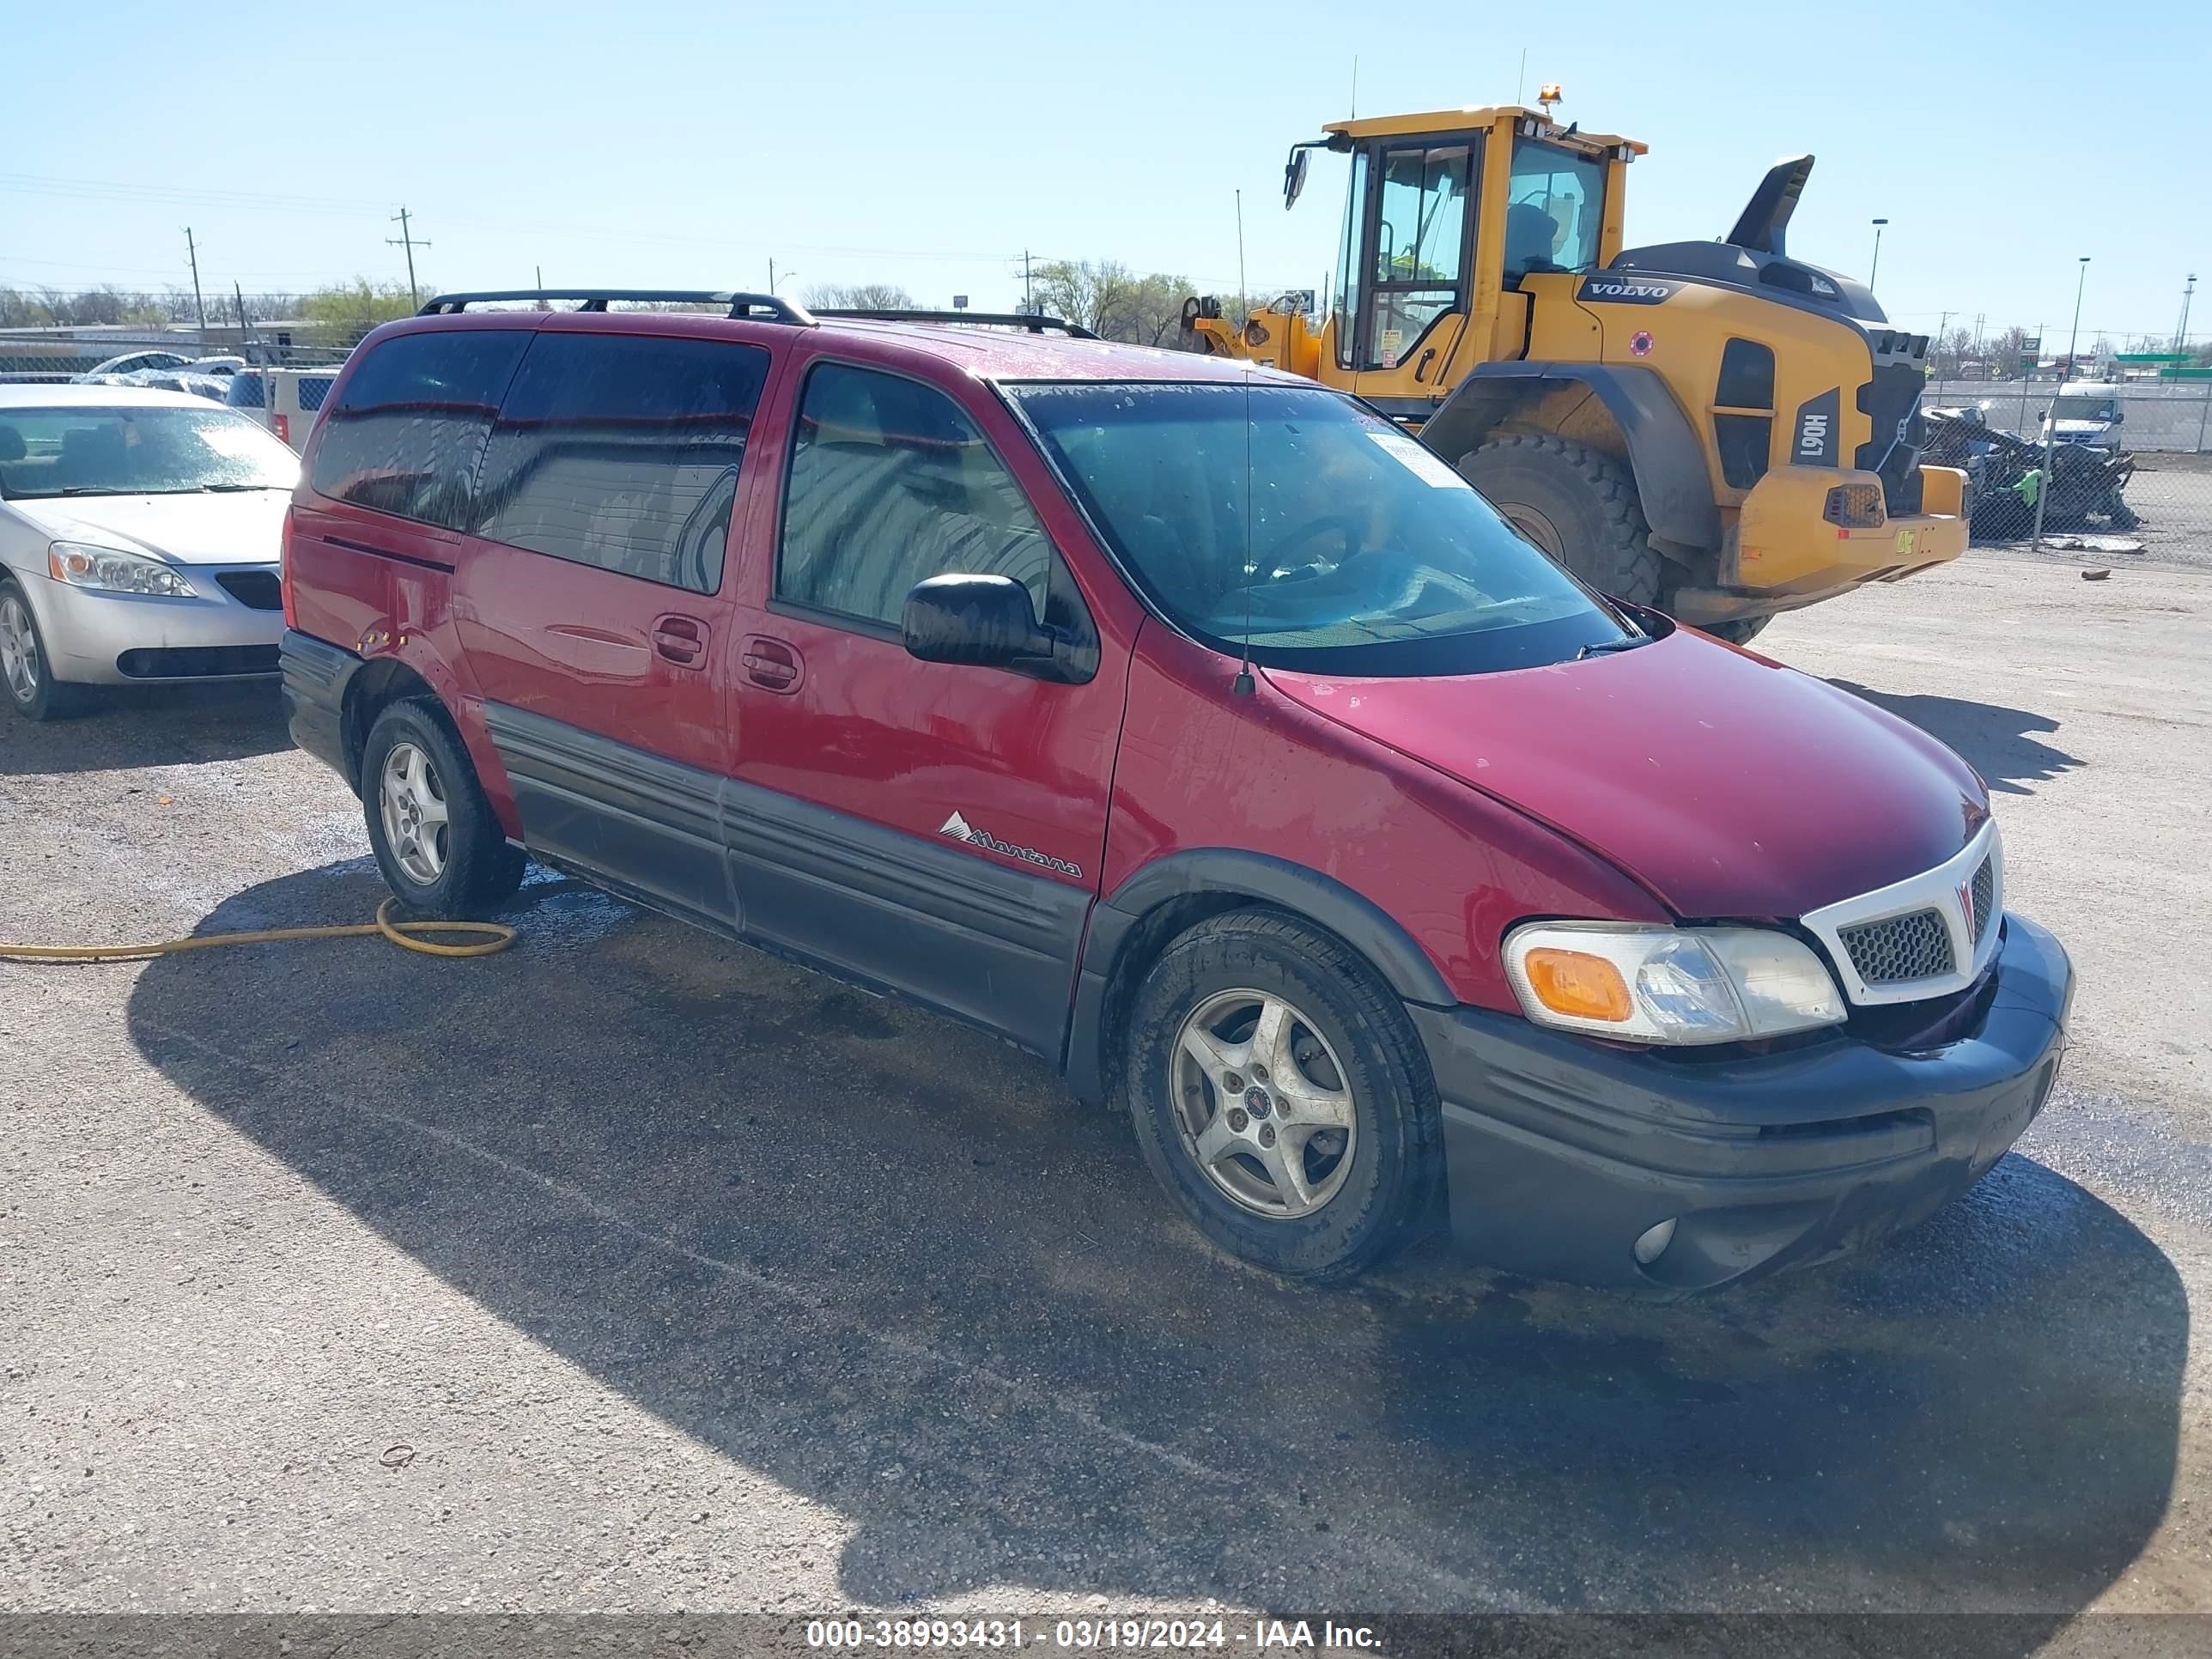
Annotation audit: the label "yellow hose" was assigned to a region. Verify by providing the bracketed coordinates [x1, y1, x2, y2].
[0, 897, 514, 963]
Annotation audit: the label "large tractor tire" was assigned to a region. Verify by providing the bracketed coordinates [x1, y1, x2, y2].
[1455, 433, 1664, 606]
[1703, 616, 1771, 645]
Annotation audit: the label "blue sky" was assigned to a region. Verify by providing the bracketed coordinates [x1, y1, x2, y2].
[5, 0, 2206, 347]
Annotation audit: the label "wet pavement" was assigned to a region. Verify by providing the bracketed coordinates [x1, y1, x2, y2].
[3, 553, 2209, 1633]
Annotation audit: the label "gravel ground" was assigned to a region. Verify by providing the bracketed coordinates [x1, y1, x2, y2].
[3, 550, 2210, 1645]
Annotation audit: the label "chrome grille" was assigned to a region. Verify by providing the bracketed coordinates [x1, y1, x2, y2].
[1971, 855, 1996, 945]
[1838, 908, 1955, 985]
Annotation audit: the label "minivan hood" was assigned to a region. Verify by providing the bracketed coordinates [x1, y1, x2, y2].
[1263, 629, 1987, 921]
[5, 489, 289, 566]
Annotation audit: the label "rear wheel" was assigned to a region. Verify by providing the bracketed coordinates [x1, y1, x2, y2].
[361, 699, 526, 919]
[0, 580, 86, 722]
[1124, 911, 1439, 1281]
[1703, 616, 1771, 645]
[1455, 432, 1663, 605]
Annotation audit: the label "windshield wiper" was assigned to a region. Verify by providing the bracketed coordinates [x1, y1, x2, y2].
[199, 482, 283, 492]
[1577, 636, 1652, 659]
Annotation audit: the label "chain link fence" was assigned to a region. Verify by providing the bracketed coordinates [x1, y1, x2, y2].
[1916, 373, 2211, 555]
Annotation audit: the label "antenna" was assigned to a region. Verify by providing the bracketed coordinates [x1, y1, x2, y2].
[1350, 54, 1358, 118]
[1516, 47, 1527, 105]
[1235, 189, 1248, 311]
[1232, 374, 1256, 696]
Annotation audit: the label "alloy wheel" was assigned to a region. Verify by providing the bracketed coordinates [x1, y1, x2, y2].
[1169, 988, 1358, 1219]
[378, 740, 451, 886]
[0, 594, 40, 706]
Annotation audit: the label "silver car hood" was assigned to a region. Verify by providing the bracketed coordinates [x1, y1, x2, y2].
[7, 489, 289, 566]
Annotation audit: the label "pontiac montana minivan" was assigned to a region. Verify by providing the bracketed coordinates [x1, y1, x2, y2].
[280, 289, 2072, 1292]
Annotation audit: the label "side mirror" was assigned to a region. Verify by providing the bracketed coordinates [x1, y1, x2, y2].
[902, 574, 1051, 670]
[2037, 408, 2048, 422]
[1284, 148, 1310, 211]
[2111, 410, 2125, 424]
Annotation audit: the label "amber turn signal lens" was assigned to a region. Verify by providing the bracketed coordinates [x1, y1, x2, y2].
[1521, 948, 1633, 1023]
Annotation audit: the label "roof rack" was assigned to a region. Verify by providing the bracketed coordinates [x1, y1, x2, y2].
[815, 308, 1097, 339]
[416, 289, 817, 325]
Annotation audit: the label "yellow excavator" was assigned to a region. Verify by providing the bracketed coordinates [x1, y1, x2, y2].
[1182, 96, 1966, 641]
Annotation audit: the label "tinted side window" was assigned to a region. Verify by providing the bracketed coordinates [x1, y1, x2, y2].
[777, 362, 1049, 627]
[473, 333, 769, 594]
[309, 329, 529, 530]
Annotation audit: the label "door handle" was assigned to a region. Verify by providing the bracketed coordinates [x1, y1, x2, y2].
[740, 634, 803, 693]
[1414, 347, 1437, 383]
[651, 613, 708, 668]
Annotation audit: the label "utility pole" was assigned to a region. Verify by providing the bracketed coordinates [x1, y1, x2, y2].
[183, 228, 208, 331]
[1868, 218, 1888, 289]
[386, 208, 428, 307]
[234, 281, 254, 361]
[1023, 250, 1033, 313]
[2179, 274, 2197, 356]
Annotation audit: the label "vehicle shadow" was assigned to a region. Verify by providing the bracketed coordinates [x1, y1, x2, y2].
[0, 681, 290, 774]
[125, 862, 2184, 1622]
[1829, 680, 2085, 795]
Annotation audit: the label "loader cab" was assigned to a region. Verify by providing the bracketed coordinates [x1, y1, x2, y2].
[1315, 106, 1639, 411]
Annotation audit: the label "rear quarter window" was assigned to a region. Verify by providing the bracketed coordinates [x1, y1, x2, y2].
[308, 329, 530, 530]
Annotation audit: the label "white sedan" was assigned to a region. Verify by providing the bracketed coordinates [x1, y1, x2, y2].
[0, 385, 299, 720]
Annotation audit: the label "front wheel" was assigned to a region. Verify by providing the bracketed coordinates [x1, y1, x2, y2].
[1455, 433, 1664, 605]
[1124, 911, 1440, 1281]
[0, 580, 87, 721]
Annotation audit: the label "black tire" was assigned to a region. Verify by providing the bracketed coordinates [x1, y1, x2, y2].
[1123, 910, 1441, 1281]
[1455, 432, 1663, 605]
[360, 698, 526, 919]
[1703, 615, 1771, 645]
[0, 580, 88, 721]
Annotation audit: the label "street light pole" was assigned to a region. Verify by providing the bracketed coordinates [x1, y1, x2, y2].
[1869, 218, 1888, 289]
[2063, 256, 2091, 380]
[2179, 274, 2197, 356]
[2033, 258, 2091, 552]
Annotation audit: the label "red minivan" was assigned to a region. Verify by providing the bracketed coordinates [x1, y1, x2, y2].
[279, 289, 2071, 1293]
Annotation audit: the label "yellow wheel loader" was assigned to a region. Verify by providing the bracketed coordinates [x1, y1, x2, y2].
[1182, 102, 1967, 640]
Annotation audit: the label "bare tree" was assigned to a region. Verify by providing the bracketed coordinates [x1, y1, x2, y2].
[805, 283, 915, 310]
[1033, 260, 1195, 348]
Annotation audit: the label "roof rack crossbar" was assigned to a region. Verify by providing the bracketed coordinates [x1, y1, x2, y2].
[416, 289, 817, 325]
[815, 307, 1097, 339]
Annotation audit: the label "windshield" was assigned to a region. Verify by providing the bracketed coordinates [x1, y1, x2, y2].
[1006, 380, 1636, 676]
[2051, 393, 2117, 422]
[0, 404, 298, 499]
[1504, 139, 1606, 283]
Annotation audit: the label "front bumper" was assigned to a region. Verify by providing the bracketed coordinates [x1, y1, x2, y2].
[15, 562, 283, 685]
[1671, 464, 1970, 626]
[1409, 912, 2072, 1293]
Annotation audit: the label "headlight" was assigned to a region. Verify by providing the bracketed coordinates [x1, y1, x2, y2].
[47, 541, 197, 599]
[1504, 922, 1846, 1044]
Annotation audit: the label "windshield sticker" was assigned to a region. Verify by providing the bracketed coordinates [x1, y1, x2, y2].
[1368, 429, 1471, 489]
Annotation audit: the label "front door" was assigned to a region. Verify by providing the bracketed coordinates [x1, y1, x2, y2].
[1351, 138, 1477, 402]
[452, 323, 775, 927]
[722, 355, 1130, 1056]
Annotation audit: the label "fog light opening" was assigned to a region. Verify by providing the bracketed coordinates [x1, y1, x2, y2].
[1632, 1217, 1678, 1267]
